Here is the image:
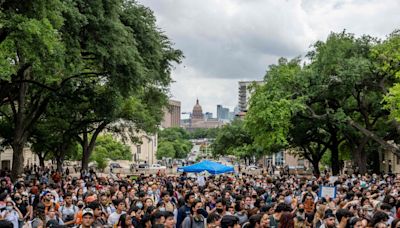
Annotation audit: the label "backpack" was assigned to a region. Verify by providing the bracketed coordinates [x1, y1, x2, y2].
[60, 205, 78, 222]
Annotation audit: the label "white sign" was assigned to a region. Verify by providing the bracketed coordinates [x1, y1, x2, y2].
[329, 176, 338, 184]
[319, 186, 337, 199]
[197, 175, 206, 187]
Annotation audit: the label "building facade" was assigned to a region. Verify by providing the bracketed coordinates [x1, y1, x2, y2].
[238, 81, 264, 112]
[0, 148, 39, 170]
[161, 100, 181, 128]
[128, 133, 157, 165]
[184, 99, 224, 130]
[205, 112, 213, 120]
[262, 150, 310, 170]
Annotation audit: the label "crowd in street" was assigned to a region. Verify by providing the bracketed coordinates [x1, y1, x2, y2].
[0, 165, 400, 228]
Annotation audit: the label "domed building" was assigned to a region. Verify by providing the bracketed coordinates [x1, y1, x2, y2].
[185, 99, 224, 130]
[192, 99, 204, 120]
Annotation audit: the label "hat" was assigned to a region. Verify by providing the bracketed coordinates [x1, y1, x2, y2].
[324, 213, 335, 219]
[82, 208, 94, 217]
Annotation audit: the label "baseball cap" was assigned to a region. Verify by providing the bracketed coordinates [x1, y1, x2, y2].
[82, 208, 94, 217]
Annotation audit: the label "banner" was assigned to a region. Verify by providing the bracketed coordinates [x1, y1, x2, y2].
[319, 186, 337, 199]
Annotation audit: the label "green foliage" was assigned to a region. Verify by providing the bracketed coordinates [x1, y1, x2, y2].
[245, 58, 304, 151]
[212, 120, 259, 158]
[381, 31, 400, 120]
[93, 134, 131, 161]
[0, 0, 182, 175]
[189, 128, 220, 139]
[64, 134, 130, 162]
[246, 30, 400, 175]
[157, 128, 193, 159]
[156, 141, 175, 159]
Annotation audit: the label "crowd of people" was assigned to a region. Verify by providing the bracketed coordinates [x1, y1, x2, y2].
[0, 165, 400, 228]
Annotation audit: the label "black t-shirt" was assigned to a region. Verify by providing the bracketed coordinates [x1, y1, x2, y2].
[17, 202, 28, 217]
[0, 220, 13, 228]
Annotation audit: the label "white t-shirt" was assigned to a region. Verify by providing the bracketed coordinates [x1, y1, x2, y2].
[108, 211, 126, 226]
[1, 210, 19, 228]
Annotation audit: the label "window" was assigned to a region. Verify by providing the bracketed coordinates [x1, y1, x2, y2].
[137, 145, 141, 154]
[274, 151, 284, 166]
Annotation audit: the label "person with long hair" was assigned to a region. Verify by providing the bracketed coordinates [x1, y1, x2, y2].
[370, 211, 389, 227]
[279, 212, 295, 228]
[314, 204, 327, 228]
[117, 213, 134, 228]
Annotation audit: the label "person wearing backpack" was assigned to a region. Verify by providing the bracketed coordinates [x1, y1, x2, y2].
[181, 201, 207, 228]
[59, 193, 78, 227]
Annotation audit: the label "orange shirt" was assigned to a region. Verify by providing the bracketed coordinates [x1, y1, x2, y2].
[43, 201, 60, 215]
[75, 210, 83, 225]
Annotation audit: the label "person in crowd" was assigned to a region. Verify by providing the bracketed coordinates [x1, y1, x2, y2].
[221, 215, 240, 228]
[207, 212, 222, 228]
[0, 198, 24, 228]
[182, 200, 207, 228]
[117, 213, 134, 228]
[320, 211, 336, 228]
[78, 208, 95, 228]
[87, 201, 107, 227]
[108, 199, 126, 226]
[59, 192, 78, 226]
[177, 192, 196, 228]
[4, 163, 400, 228]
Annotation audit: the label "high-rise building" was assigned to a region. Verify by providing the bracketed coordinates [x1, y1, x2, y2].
[217, 105, 230, 120]
[205, 112, 213, 120]
[238, 81, 264, 112]
[161, 100, 181, 128]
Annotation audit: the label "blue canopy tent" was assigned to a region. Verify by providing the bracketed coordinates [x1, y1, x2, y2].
[177, 160, 234, 174]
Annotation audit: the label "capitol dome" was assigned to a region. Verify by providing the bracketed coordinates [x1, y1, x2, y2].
[192, 99, 204, 119]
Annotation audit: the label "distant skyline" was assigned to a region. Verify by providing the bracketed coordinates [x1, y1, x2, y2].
[139, 0, 400, 115]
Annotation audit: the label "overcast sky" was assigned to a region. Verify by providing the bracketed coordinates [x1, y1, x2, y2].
[139, 0, 400, 117]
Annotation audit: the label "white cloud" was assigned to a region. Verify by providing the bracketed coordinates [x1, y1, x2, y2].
[139, 0, 400, 114]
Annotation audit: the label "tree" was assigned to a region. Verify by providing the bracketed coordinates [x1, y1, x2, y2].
[381, 31, 400, 121]
[93, 134, 131, 161]
[246, 31, 400, 175]
[156, 141, 175, 160]
[212, 120, 259, 163]
[0, 0, 182, 177]
[157, 128, 193, 159]
[189, 128, 220, 139]
[0, 0, 68, 179]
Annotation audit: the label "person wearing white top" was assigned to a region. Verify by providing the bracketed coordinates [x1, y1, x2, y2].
[1, 200, 23, 228]
[107, 199, 126, 226]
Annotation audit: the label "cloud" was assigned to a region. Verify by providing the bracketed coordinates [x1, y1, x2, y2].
[139, 0, 400, 114]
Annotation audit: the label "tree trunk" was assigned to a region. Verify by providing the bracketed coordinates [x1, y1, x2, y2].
[312, 160, 321, 178]
[371, 150, 380, 174]
[80, 122, 107, 171]
[11, 141, 25, 180]
[359, 151, 367, 174]
[352, 137, 368, 174]
[39, 155, 45, 168]
[353, 147, 368, 174]
[56, 157, 63, 173]
[330, 134, 340, 176]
